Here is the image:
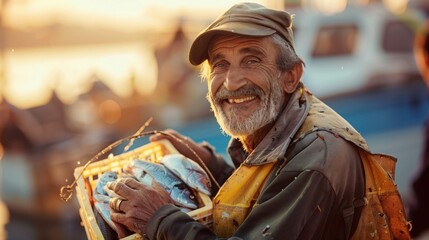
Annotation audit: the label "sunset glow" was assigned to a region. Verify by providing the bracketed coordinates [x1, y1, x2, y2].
[302, 0, 347, 15]
[0, 0, 418, 109]
[383, 0, 408, 14]
[1, 0, 267, 109]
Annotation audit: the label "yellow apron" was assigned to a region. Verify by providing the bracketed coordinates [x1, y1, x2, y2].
[212, 162, 276, 237]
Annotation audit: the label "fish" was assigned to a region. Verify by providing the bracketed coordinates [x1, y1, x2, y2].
[160, 154, 212, 196]
[93, 171, 119, 233]
[103, 185, 122, 199]
[93, 193, 110, 203]
[125, 159, 198, 209]
[94, 171, 118, 197]
[103, 173, 137, 199]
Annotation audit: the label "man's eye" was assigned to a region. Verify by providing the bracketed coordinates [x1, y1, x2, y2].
[244, 58, 260, 65]
[212, 61, 228, 70]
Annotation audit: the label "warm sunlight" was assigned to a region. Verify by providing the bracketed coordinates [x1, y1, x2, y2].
[1, 0, 267, 109]
[383, 0, 408, 14]
[3, 0, 268, 30]
[302, 0, 347, 15]
[4, 43, 158, 108]
[2, 1, 428, 240]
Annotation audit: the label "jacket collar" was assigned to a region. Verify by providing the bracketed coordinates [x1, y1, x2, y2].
[227, 85, 309, 166]
[293, 90, 369, 152]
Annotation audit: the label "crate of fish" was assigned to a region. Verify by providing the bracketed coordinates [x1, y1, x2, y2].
[74, 139, 213, 240]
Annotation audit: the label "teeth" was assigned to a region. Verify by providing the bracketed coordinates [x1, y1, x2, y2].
[227, 96, 255, 104]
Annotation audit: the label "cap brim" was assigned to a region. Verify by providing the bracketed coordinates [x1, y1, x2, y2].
[189, 22, 276, 65]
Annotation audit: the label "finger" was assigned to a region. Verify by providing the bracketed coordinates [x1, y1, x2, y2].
[149, 132, 164, 142]
[111, 177, 141, 190]
[111, 212, 144, 237]
[149, 129, 177, 142]
[114, 177, 153, 193]
[110, 211, 128, 224]
[151, 181, 174, 204]
[156, 129, 193, 149]
[112, 221, 133, 239]
[109, 197, 124, 212]
[122, 178, 150, 190]
[107, 180, 135, 198]
[151, 180, 167, 194]
[165, 129, 190, 142]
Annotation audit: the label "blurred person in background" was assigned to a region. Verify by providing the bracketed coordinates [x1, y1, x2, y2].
[106, 3, 409, 239]
[0, 102, 34, 154]
[409, 12, 429, 239]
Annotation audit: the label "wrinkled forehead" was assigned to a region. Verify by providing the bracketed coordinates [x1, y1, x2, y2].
[207, 34, 274, 60]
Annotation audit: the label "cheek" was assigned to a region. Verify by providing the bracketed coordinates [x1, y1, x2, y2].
[208, 77, 223, 96]
[249, 68, 278, 93]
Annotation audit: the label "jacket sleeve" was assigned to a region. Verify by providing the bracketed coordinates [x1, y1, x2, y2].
[145, 205, 217, 240]
[145, 131, 364, 240]
[144, 174, 337, 240]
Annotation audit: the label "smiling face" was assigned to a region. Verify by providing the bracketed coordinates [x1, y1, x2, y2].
[206, 34, 287, 138]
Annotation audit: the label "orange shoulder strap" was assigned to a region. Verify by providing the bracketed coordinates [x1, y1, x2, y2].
[351, 149, 411, 240]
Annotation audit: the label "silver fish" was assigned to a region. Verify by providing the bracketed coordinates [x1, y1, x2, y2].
[93, 193, 110, 203]
[93, 171, 118, 231]
[103, 173, 137, 199]
[94, 171, 118, 197]
[123, 166, 155, 188]
[126, 159, 198, 209]
[103, 185, 122, 199]
[160, 154, 212, 196]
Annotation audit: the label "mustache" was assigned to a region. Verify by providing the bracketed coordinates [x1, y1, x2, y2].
[214, 85, 264, 104]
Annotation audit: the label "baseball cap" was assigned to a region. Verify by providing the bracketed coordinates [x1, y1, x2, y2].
[189, 2, 295, 65]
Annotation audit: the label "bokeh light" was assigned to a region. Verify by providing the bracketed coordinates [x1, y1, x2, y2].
[302, 0, 347, 15]
[383, 0, 408, 14]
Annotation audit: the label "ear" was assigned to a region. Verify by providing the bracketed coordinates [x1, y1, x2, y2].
[281, 64, 303, 94]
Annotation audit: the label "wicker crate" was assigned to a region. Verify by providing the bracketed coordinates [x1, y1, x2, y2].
[74, 139, 213, 240]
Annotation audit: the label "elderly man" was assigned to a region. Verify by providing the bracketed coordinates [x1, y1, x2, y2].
[107, 2, 408, 239]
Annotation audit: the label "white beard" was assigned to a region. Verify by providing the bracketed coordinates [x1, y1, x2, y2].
[208, 79, 285, 138]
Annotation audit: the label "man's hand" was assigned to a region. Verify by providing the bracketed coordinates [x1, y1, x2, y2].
[150, 129, 212, 167]
[107, 178, 174, 238]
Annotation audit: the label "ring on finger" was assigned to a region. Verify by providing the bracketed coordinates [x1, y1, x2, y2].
[116, 198, 123, 211]
[109, 197, 124, 212]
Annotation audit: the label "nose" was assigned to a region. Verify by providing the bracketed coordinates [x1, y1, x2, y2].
[224, 66, 247, 91]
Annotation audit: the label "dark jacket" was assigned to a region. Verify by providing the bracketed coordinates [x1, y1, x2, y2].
[408, 116, 429, 237]
[145, 86, 366, 240]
